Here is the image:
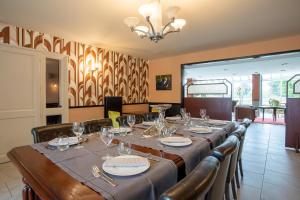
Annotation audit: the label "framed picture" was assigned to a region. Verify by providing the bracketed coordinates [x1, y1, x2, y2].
[156, 74, 172, 90]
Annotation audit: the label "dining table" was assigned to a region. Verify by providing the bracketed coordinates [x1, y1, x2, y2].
[8, 118, 236, 200]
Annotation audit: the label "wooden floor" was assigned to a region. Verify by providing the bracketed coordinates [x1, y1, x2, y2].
[0, 123, 300, 200]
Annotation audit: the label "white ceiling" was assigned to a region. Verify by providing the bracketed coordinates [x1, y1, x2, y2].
[0, 0, 300, 59]
[183, 52, 300, 79]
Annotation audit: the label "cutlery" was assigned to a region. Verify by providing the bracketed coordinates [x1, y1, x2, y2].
[92, 166, 118, 187]
[94, 166, 115, 182]
[93, 166, 118, 184]
[143, 153, 160, 162]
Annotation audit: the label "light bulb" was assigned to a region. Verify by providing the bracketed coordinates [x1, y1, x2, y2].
[171, 19, 186, 30]
[138, 4, 153, 18]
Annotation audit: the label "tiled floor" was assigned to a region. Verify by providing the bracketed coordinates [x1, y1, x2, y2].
[0, 123, 299, 200]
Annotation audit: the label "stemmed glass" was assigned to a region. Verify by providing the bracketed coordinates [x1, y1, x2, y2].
[180, 108, 186, 119]
[100, 126, 114, 160]
[72, 122, 85, 149]
[154, 118, 165, 137]
[127, 115, 136, 129]
[200, 109, 207, 120]
[184, 112, 191, 127]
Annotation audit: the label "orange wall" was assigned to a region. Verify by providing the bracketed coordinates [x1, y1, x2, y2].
[149, 35, 300, 103]
[69, 104, 149, 122]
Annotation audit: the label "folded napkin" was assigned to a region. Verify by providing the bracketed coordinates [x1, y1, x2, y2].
[104, 157, 148, 168]
[48, 137, 78, 146]
[161, 137, 191, 143]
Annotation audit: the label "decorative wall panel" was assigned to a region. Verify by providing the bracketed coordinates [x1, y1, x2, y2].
[0, 22, 149, 107]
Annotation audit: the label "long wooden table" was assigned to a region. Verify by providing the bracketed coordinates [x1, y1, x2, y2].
[8, 121, 234, 200]
[8, 140, 185, 200]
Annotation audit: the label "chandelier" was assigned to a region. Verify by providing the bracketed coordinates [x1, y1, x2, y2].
[124, 0, 186, 43]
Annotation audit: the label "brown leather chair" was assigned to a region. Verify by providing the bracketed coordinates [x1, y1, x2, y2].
[239, 118, 251, 128]
[31, 123, 74, 143]
[116, 114, 144, 126]
[225, 136, 240, 200]
[159, 156, 220, 200]
[231, 125, 247, 188]
[207, 135, 239, 200]
[83, 118, 112, 134]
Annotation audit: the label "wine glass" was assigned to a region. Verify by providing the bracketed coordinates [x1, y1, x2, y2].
[100, 127, 114, 160]
[127, 115, 136, 129]
[200, 109, 207, 120]
[184, 112, 192, 127]
[180, 108, 186, 119]
[72, 122, 85, 149]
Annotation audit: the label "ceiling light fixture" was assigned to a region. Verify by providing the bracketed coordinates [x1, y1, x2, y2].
[124, 0, 186, 43]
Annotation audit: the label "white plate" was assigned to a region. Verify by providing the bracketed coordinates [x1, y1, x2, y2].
[109, 127, 132, 134]
[102, 155, 150, 176]
[48, 136, 79, 146]
[188, 127, 212, 134]
[159, 136, 192, 147]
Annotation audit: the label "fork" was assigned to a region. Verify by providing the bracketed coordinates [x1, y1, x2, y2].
[92, 166, 118, 187]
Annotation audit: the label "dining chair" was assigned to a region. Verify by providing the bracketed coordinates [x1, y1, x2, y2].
[159, 156, 220, 200]
[83, 118, 113, 134]
[31, 123, 74, 143]
[225, 136, 240, 200]
[231, 125, 247, 188]
[206, 135, 239, 200]
[239, 118, 251, 128]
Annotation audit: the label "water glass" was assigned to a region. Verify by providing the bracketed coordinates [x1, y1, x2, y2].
[154, 118, 164, 136]
[127, 115, 136, 128]
[119, 125, 128, 136]
[200, 109, 207, 120]
[57, 135, 69, 151]
[72, 122, 85, 149]
[100, 126, 114, 160]
[117, 142, 132, 155]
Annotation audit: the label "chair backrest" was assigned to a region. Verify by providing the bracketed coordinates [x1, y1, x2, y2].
[226, 136, 240, 182]
[232, 125, 247, 161]
[240, 118, 251, 128]
[142, 112, 159, 121]
[83, 118, 112, 134]
[31, 123, 74, 143]
[104, 96, 122, 118]
[160, 156, 220, 200]
[207, 135, 239, 200]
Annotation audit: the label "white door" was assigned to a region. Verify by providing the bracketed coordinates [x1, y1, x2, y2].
[0, 44, 42, 162]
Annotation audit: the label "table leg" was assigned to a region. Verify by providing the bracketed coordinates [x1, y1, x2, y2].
[262, 108, 265, 121]
[274, 108, 277, 121]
